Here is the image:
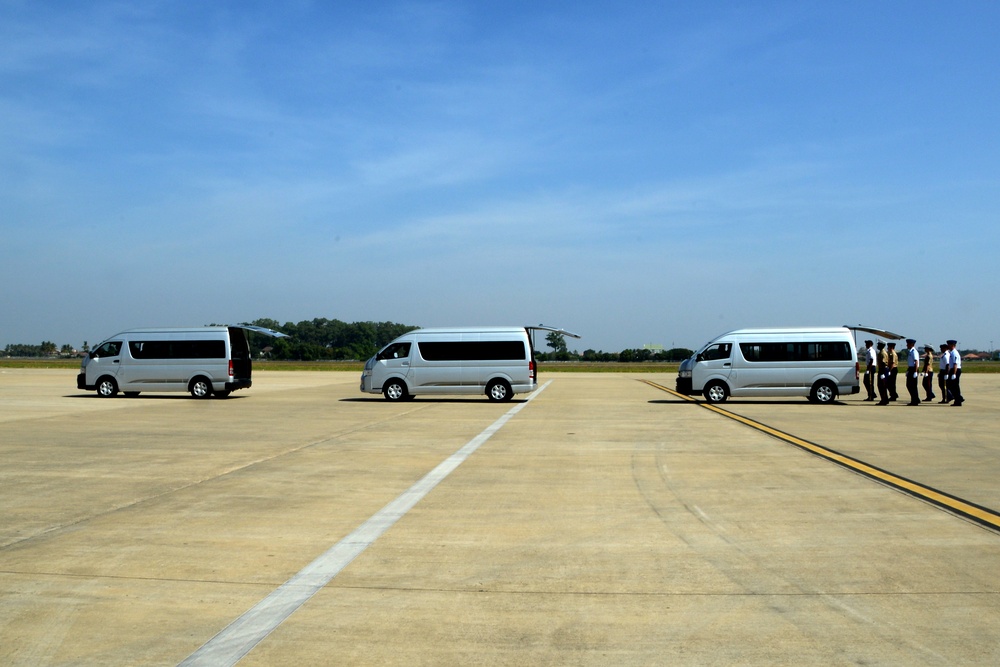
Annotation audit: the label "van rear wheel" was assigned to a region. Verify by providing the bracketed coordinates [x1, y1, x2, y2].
[190, 377, 213, 399]
[383, 379, 408, 401]
[810, 381, 838, 404]
[487, 379, 513, 402]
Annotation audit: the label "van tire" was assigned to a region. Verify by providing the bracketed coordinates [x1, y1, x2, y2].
[810, 380, 838, 404]
[96, 376, 118, 398]
[190, 377, 213, 399]
[383, 379, 408, 401]
[704, 381, 729, 404]
[486, 379, 513, 402]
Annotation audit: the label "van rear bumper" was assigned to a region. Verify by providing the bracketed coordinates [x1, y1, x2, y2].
[225, 379, 252, 391]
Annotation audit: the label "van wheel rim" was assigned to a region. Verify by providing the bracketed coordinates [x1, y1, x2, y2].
[387, 384, 404, 400]
[816, 385, 835, 402]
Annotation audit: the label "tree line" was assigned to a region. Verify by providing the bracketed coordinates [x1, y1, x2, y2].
[3, 319, 695, 362]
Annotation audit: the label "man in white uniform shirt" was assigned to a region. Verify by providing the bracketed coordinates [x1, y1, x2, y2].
[946, 339, 964, 407]
[863, 340, 877, 401]
[904, 339, 921, 405]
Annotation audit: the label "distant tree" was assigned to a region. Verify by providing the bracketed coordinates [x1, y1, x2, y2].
[546, 331, 568, 355]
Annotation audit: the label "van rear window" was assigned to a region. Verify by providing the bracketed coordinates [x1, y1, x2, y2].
[129, 340, 226, 359]
[418, 341, 526, 361]
[739, 342, 851, 362]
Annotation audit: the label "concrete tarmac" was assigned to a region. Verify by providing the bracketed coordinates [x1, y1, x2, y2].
[1, 369, 999, 665]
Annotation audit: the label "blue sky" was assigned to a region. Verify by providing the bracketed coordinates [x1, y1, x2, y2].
[2, 1, 999, 353]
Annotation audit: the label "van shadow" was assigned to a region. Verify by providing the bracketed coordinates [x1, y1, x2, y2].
[648, 399, 847, 406]
[340, 397, 528, 404]
[66, 394, 247, 401]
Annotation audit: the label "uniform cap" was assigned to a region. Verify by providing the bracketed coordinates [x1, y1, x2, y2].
[906, 338, 916, 345]
[947, 339, 958, 345]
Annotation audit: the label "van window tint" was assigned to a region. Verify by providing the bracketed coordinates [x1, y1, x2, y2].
[418, 341, 526, 361]
[740, 342, 851, 362]
[700, 343, 731, 361]
[93, 341, 122, 358]
[129, 340, 226, 359]
[378, 342, 411, 360]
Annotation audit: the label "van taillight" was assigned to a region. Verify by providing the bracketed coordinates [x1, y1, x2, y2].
[529, 360, 536, 381]
[229, 360, 234, 378]
[855, 361, 859, 380]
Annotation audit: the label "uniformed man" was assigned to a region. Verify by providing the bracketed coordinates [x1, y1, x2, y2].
[904, 338, 920, 405]
[862, 340, 877, 401]
[876, 341, 890, 405]
[945, 339, 964, 407]
[886, 341, 899, 401]
[937, 343, 952, 403]
[921, 344, 936, 402]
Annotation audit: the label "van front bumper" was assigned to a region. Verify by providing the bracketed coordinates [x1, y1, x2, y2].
[77, 373, 92, 390]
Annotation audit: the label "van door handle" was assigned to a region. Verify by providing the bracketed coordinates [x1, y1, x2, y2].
[402, 362, 409, 366]
[113, 359, 120, 364]
[723, 363, 730, 367]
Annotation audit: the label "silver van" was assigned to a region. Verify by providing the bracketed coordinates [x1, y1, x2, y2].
[676, 327, 861, 404]
[77, 326, 287, 398]
[361, 326, 579, 401]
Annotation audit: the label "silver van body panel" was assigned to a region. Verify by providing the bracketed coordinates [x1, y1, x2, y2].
[678, 327, 860, 402]
[361, 327, 537, 400]
[77, 326, 266, 397]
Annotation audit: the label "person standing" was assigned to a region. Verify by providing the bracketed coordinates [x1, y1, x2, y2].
[887, 341, 899, 401]
[946, 339, 964, 407]
[921, 344, 936, 402]
[938, 343, 952, 403]
[863, 340, 877, 400]
[876, 341, 890, 405]
[904, 339, 921, 405]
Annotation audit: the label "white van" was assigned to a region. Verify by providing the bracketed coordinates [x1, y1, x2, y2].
[361, 326, 580, 401]
[676, 327, 860, 404]
[77, 326, 287, 398]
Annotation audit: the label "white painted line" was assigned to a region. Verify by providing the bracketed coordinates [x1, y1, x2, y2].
[179, 382, 551, 667]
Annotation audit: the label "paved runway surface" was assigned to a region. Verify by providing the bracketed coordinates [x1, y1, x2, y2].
[2, 369, 999, 665]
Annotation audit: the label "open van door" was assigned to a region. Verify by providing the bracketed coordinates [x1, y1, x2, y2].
[235, 325, 290, 339]
[845, 325, 904, 340]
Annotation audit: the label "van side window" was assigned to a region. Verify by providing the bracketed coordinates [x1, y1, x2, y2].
[740, 342, 852, 362]
[379, 342, 411, 360]
[129, 340, 225, 359]
[700, 343, 731, 361]
[418, 341, 526, 361]
[93, 341, 122, 358]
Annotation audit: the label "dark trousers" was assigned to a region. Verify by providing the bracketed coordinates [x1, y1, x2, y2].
[889, 369, 899, 400]
[863, 370, 876, 399]
[938, 369, 952, 402]
[906, 368, 920, 404]
[922, 371, 934, 400]
[947, 369, 964, 405]
[877, 372, 889, 404]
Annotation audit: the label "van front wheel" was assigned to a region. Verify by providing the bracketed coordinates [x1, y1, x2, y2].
[383, 379, 408, 401]
[487, 379, 513, 402]
[96, 376, 118, 398]
[704, 381, 729, 404]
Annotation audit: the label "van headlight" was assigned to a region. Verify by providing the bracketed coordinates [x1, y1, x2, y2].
[679, 370, 692, 378]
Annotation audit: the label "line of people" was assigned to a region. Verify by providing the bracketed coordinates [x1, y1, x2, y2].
[862, 339, 964, 406]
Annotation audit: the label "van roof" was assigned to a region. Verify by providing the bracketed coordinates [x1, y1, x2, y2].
[721, 327, 851, 335]
[407, 327, 529, 335]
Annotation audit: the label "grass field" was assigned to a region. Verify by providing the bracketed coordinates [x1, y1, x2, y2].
[6, 358, 1000, 374]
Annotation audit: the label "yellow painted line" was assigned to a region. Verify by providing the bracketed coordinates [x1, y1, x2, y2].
[642, 379, 1000, 532]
